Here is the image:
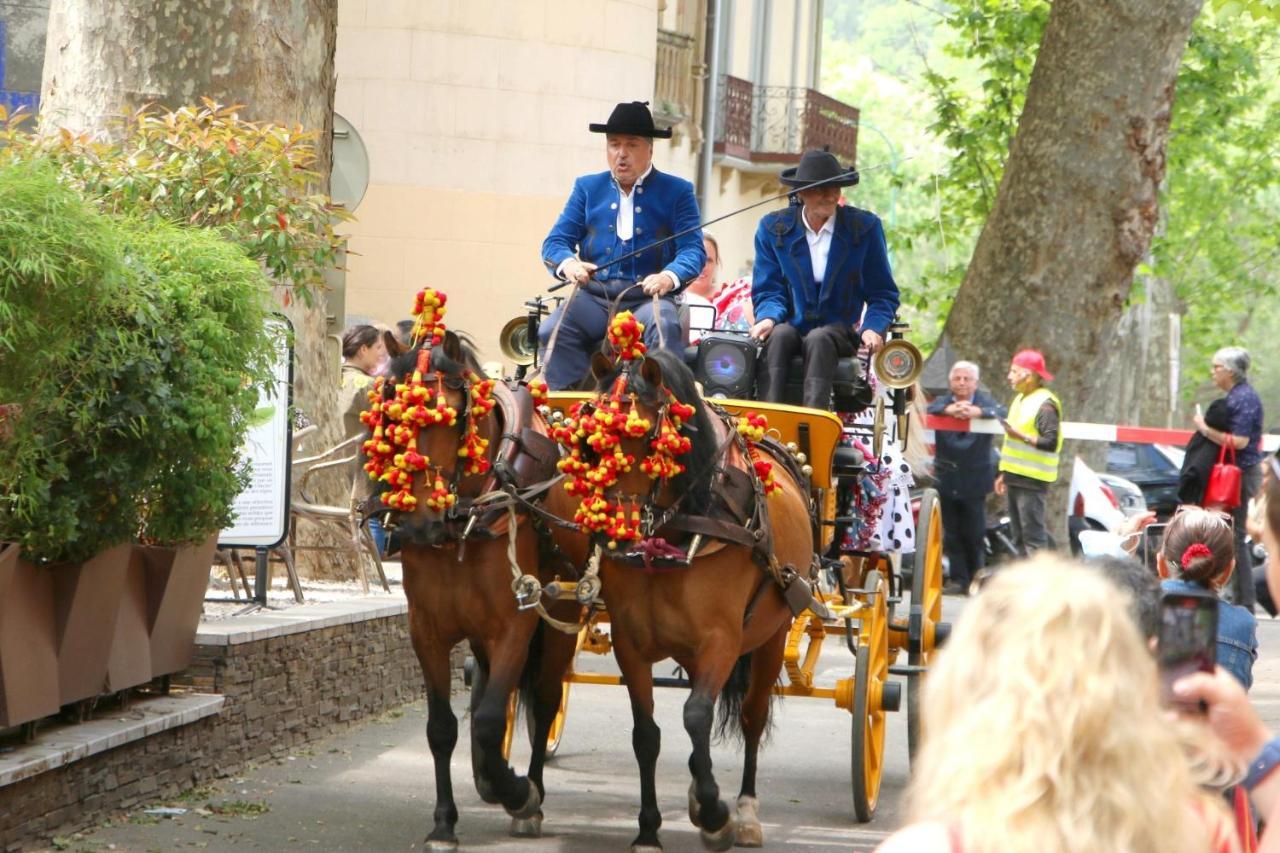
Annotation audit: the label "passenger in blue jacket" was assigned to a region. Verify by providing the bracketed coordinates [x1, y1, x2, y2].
[750, 149, 900, 408]
[539, 101, 705, 389]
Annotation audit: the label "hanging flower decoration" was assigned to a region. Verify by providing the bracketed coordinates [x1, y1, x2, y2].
[735, 411, 782, 497]
[358, 288, 497, 513]
[549, 311, 696, 549]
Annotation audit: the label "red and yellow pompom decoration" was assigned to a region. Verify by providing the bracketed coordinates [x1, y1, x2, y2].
[736, 411, 782, 497]
[528, 379, 549, 404]
[358, 288, 497, 513]
[411, 288, 447, 347]
[550, 313, 694, 548]
[608, 311, 647, 361]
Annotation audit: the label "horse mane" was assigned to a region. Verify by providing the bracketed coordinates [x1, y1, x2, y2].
[605, 349, 716, 517]
[384, 330, 484, 383]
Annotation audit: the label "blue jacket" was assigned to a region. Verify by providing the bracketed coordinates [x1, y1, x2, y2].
[541, 168, 705, 296]
[751, 205, 900, 336]
[1162, 578, 1258, 690]
[928, 389, 1007, 499]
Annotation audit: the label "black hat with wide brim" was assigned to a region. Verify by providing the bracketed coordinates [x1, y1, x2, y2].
[588, 101, 673, 139]
[779, 149, 859, 188]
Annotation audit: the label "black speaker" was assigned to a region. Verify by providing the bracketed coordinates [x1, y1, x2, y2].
[694, 333, 760, 399]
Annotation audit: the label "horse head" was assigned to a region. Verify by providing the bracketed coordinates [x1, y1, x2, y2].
[365, 329, 499, 546]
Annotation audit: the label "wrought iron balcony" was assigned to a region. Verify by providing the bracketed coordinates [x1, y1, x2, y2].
[714, 75, 860, 166]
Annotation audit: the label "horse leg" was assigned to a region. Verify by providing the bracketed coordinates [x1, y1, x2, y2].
[466, 655, 502, 804]
[734, 626, 787, 848]
[616, 642, 663, 852]
[470, 638, 540, 822]
[684, 646, 738, 852]
[521, 624, 578, 818]
[419, 644, 460, 850]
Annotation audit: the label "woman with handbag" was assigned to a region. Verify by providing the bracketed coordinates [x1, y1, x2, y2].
[1193, 347, 1264, 610]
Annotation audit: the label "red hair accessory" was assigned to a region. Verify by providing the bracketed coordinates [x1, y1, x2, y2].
[1181, 543, 1213, 567]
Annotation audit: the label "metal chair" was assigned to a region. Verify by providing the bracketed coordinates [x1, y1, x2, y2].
[287, 424, 390, 594]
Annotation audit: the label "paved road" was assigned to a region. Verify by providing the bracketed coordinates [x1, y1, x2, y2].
[65, 593, 1280, 852]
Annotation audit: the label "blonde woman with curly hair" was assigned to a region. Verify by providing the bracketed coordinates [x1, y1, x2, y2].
[878, 556, 1239, 853]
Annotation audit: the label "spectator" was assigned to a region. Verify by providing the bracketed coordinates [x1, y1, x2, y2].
[994, 349, 1063, 557]
[1177, 453, 1280, 851]
[878, 556, 1239, 853]
[341, 324, 387, 553]
[1089, 554, 1162, 641]
[928, 360, 1007, 594]
[1157, 507, 1257, 690]
[1193, 347, 1265, 610]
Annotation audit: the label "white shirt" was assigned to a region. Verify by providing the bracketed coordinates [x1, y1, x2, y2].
[802, 206, 835, 283]
[615, 164, 652, 241]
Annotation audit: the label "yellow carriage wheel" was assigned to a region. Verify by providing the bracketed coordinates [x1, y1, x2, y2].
[908, 488, 946, 764]
[852, 569, 891, 822]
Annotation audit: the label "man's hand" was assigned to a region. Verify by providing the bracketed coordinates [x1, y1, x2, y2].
[750, 318, 776, 341]
[640, 272, 674, 297]
[946, 401, 980, 420]
[1115, 510, 1157, 555]
[860, 329, 885, 353]
[994, 474, 1006, 496]
[1174, 668, 1271, 762]
[560, 258, 597, 285]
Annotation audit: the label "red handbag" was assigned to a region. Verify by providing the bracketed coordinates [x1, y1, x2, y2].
[1204, 437, 1242, 510]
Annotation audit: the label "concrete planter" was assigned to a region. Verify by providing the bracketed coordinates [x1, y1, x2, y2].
[0, 543, 59, 727]
[52, 542, 131, 706]
[143, 536, 216, 678]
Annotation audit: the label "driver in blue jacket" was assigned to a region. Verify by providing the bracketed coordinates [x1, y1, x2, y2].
[750, 149, 900, 408]
[539, 101, 705, 389]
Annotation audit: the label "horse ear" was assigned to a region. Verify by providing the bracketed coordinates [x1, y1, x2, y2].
[442, 330, 463, 363]
[640, 356, 664, 391]
[590, 351, 614, 383]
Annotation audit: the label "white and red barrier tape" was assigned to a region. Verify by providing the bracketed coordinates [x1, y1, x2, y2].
[925, 414, 1280, 453]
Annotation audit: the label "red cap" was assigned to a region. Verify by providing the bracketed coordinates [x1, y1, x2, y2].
[1011, 349, 1054, 382]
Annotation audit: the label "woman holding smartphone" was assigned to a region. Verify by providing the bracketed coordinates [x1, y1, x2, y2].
[1157, 508, 1258, 690]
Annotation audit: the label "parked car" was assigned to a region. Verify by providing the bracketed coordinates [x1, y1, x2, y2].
[1106, 442, 1183, 520]
[1067, 455, 1147, 555]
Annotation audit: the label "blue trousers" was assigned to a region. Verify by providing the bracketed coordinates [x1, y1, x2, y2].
[539, 290, 682, 390]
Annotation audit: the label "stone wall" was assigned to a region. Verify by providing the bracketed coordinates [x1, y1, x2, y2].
[1, 608, 466, 851]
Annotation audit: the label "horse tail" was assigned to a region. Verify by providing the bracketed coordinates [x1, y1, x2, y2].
[714, 651, 777, 745]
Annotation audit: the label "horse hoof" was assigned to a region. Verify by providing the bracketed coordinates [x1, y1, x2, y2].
[688, 781, 701, 828]
[475, 776, 500, 805]
[510, 812, 543, 838]
[425, 840, 459, 852]
[630, 846, 664, 853]
[734, 796, 762, 847]
[700, 817, 737, 852]
[507, 781, 542, 821]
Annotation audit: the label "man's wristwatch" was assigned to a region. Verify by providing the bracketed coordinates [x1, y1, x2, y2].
[1243, 738, 1280, 792]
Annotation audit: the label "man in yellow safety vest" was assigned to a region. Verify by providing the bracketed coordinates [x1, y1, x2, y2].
[994, 349, 1063, 556]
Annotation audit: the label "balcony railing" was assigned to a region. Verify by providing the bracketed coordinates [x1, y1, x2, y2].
[654, 28, 697, 125]
[715, 75, 860, 166]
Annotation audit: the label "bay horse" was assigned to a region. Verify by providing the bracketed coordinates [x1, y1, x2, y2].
[545, 346, 815, 851]
[370, 330, 577, 849]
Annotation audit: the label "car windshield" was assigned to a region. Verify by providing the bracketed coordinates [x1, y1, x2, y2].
[1155, 443, 1185, 468]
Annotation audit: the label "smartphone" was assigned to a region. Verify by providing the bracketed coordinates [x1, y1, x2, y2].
[1140, 522, 1169, 573]
[1157, 590, 1218, 711]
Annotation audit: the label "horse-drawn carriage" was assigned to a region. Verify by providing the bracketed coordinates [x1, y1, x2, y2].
[363, 288, 947, 850]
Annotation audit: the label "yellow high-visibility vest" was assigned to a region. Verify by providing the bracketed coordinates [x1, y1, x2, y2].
[998, 387, 1063, 483]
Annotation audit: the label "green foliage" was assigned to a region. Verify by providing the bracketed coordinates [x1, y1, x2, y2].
[0, 99, 350, 303]
[0, 164, 274, 561]
[825, 1, 1280, 404]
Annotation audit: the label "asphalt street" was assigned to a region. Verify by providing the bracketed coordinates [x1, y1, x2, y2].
[59, 592, 1280, 853]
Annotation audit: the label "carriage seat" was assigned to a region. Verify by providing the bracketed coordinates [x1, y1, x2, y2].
[780, 354, 870, 412]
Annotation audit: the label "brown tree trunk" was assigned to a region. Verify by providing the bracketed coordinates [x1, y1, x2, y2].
[41, 0, 350, 579]
[935, 0, 1204, 540]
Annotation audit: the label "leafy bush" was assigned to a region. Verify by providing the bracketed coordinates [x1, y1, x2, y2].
[0, 99, 350, 304]
[0, 163, 274, 561]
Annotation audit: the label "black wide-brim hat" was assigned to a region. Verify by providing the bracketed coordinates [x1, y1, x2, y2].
[779, 149, 859, 188]
[589, 101, 673, 139]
